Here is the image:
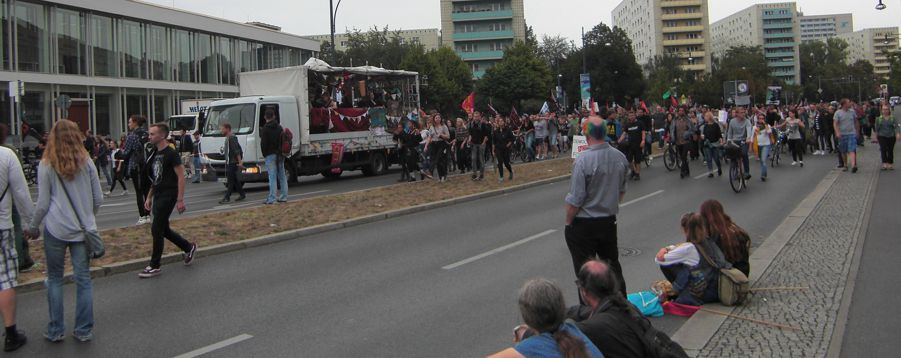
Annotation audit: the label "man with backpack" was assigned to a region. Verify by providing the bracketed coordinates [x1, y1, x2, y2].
[260, 109, 289, 204]
[121, 115, 152, 225]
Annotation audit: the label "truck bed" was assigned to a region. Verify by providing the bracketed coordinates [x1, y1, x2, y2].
[301, 131, 397, 156]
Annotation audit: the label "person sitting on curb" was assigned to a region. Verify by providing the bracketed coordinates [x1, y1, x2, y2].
[488, 278, 604, 358]
[700, 200, 751, 277]
[654, 213, 728, 306]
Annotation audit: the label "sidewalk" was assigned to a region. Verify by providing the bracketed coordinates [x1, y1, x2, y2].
[673, 147, 881, 357]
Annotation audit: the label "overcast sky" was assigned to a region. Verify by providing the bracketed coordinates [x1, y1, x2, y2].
[147, 0, 900, 43]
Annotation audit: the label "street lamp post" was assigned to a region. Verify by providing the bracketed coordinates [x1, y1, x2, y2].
[329, 0, 343, 63]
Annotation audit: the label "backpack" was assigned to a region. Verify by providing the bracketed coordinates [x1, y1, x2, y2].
[280, 127, 293, 156]
[697, 243, 750, 306]
[621, 309, 689, 358]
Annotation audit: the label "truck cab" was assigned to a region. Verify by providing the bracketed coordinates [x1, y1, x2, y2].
[199, 96, 300, 184]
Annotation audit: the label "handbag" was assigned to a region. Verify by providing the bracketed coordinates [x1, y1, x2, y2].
[55, 172, 105, 259]
[628, 291, 664, 317]
[697, 244, 748, 306]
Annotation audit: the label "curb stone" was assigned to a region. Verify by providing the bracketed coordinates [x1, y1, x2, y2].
[16, 173, 573, 293]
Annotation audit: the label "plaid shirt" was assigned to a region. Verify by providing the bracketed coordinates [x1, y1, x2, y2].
[455, 126, 469, 145]
[122, 127, 147, 173]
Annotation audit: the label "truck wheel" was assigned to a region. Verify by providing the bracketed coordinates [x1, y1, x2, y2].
[322, 169, 342, 179]
[286, 161, 298, 184]
[362, 152, 387, 176]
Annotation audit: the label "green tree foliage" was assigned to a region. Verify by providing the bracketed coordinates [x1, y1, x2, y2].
[333, 26, 409, 68]
[537, 34, 574, 69]
[797, 38, 877, 102]
[399, 46, 473, 117]
[887, 52, 901, 96]
[559, 23, 645, 109]
[476, 41, 553, 113]
[644, 54, 688, 103]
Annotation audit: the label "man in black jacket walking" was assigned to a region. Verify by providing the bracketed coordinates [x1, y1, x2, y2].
[219, 123, 245, 204]
[260, 109, 288, 204]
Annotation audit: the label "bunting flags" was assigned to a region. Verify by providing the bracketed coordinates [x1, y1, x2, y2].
[461, 92, 475, 114]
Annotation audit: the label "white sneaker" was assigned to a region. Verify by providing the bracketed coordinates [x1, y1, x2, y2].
[791, 161, 798, 166]
[121, 190, 129, 196]
[103, 191, 111, 196]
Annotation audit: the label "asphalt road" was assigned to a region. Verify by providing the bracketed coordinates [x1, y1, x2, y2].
[13, 151, 837, 357]
[31, 167, 409, 231]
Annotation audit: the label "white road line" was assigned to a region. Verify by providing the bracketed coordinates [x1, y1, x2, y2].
[173, 334, 253, 358]
[442, 229, 557, 270]
[693, 171, 714, 179]
[621, 190, 664, 207]
[100, 202, 132, 208]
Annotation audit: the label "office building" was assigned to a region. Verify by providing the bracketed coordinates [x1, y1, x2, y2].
[710, 2, 801, 85]
[613, 0, 712, 74]
[0, 0, 319, 140]
[799, 13, 853, 42]
[305, 28, 442, 53]
[440, 0, 526, 78]
[837, 27, 900, 78]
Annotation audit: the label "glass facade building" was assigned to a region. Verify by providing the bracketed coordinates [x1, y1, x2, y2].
[0, 0, 318, 140]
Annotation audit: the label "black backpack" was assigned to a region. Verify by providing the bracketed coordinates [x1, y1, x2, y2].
[622, 311, 689, 358]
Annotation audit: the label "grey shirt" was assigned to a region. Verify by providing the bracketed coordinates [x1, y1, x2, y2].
[29, 159, 103, 241]
[430, 125, 449, 142]
[565, 143, 629, 218]
[726, 118, 752, 142]
[834, 109, 857, 136]
[0, 147, 34, 231]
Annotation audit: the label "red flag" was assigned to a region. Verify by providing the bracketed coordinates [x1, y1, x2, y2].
[510, 106, 521, 127]
[640, 100, 649, 113]
[461, 92, 475, 114]
[671, 95, 678, 108]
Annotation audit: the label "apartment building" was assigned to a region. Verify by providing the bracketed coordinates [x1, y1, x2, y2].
[837, 27, 900, 79]
[799, 13, 853, 42]
[613, 0, 712, 74]
[440, 0, 526, 78]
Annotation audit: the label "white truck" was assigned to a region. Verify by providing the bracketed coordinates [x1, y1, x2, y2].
[199, 59, 420, 184]
[168, 98, 221, 137]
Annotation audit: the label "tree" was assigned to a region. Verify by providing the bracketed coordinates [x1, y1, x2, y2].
[525, 24, 539, 50]
[800, 38, 853, 101]
[847, 60, 878, 100]
[537, 35, 574, 70]
[644, 54, 688, 104]
[339, 26, 411, 68]
[399, 46, 473, 118]
[887, 52, 901, 96]
[476, 41, 553, 112]
[559, 23, 645, 109]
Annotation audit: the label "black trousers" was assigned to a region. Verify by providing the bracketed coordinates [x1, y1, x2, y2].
[430, 141, 449, 179]
[457, 143, 470, 172]
[565, 216, 626, 298]
[496, 148, 512, 178]
[150, 194, 193, 268]
[131, 169, 150, 217]
[879, 136, 896, 164]
[789, 138, 804, 162]
[676, 143, 690, 176]
[223, 163, 245, 200]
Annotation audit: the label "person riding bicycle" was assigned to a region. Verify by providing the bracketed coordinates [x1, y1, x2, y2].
[726, 107, 754, 180]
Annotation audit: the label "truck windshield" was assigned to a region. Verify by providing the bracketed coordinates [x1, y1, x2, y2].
[204, 104, 255, 136]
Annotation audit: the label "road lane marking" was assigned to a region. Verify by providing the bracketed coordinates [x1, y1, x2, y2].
[100, 202, 132, 208]
[621, 190, 664, 207]
[693, 171, 715, 179]
[443, 229, 557, 270]
[173, 334, 253, 358]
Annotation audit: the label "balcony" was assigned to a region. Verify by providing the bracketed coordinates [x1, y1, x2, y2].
[452, 9, 514, 21]
[762, 22, 792, 30]
[674, 51, 705, 58]
[661, 0, 703, 8]
[472, 70, 486, 79]
[454, 30, 514, 41]
[764, 41, 796, 49]
[459, 50, 505, 61]
[762, 13, 793, 20]
[768, 61, 795, 68]
[763, 32, 795, 39]
[661, 13, 704, 21]
[681, 63, 706, 72]
[662, 25, 704, 34]
[766, 50, 795, 58]
[662, 38, 705, 46]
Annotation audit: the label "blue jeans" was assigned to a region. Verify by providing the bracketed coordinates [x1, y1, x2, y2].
[704, 145, 722, 171]
[44, 232, 93, 339]
[192, 156, 202, 181]
[758, 145, 771, 178]
[265, 154, 289, 203]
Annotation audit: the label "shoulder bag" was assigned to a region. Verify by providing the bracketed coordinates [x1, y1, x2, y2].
[55, 172, 105, 259]
[697, 243, 748, 306]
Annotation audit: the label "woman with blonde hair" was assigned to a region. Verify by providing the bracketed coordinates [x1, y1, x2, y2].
[26, 119, 102, 342]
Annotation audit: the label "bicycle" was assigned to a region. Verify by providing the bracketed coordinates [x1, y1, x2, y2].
[770, 129, 786, 168]
[511, 134, 528, 163]
[663, 141, 682, 172]
[725, 141, 748, 193]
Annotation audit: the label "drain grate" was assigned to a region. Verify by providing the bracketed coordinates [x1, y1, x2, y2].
[619, 247, 642, 257]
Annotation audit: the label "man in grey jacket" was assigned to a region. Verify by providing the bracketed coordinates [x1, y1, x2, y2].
[0, 146, 34, 351]
[726, 107, 754, 180]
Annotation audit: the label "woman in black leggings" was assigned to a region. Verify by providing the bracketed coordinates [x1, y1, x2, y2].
[780, 110, 805, 167]
[492, 117, 514, 183]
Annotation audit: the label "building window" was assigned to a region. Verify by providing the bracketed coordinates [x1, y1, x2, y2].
[147, 24, 170, 81]
[90, 14, 116, 77]
[219, 37, 235, 84]
[55, 8, 86, 75]
[459, 43, 476, 52]
[15, 1, 49, 73]
[196, 33, 218, 84]
[120, 19, 145, 79]
[174, 29, 195, 82]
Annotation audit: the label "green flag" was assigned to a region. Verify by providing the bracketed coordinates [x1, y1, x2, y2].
[662, 90, 671, 100]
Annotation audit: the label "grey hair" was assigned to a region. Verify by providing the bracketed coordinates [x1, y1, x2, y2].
[518, 278, 566, 333]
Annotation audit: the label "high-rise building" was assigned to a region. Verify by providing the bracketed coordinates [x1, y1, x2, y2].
[836, 27, 899, 79]
[613, 0, 712, 74]
[440, 0, 525, 79]
[305, 29, 442, 53]
[799, 13, 853, 42]
[710, 2, 801, 85]
[0, 0, 318, 139]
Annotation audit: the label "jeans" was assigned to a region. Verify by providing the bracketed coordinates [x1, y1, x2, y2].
[223, 163, 245, 200]
[150, 194, 193, 268]
[758, 145, 771, 178]
[738, 142, 750, 174]
[192, 156, 202, 181]
[471, 144, 485, 178]
[265, 154, 288, 203]
[564, 216, 626, 300]
[43, 232, 93, 339]
[704, 145, 722, 172]
[98, 163, 112, 187]
[878, 136, 896, 164]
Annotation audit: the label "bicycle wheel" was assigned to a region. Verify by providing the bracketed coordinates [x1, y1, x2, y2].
[729, 162, 742, 193]
[664, 146, 677, 171]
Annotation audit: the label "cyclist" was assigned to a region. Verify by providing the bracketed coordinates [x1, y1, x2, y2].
[726, 107, 753, 180]
[670, 107, 694, 179]
[753, 113, 774, 182]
